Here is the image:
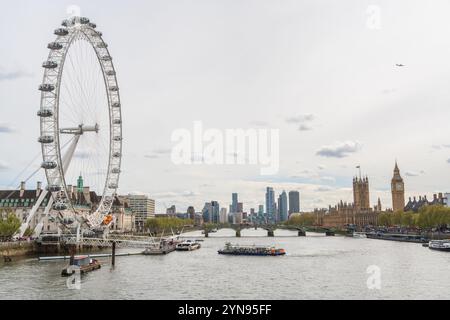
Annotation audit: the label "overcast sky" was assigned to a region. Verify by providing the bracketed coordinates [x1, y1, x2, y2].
[2, 0, 450, 213]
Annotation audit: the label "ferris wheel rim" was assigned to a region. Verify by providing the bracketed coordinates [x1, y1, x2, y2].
[38, 16, 122, 229]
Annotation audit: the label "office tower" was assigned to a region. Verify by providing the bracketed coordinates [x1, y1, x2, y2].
[127, 194, 155, 232]
[231, 193, 238, 213]
[279, 191, 288, 222]
[265, 187, 275, 221]
[211, 201, 220, 224]
[288, 191, 300, 215]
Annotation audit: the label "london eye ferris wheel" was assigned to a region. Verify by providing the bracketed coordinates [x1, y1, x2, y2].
[31, 16, 123, 235]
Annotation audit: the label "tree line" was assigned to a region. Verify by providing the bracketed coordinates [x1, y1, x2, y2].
[144, 217, 193, 234]
[378, 205, 450, 229]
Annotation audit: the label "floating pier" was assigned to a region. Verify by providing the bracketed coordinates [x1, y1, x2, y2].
[38, 251, 142, 261]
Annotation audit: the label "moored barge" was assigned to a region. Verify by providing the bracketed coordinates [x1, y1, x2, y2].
[218, 243, 286, 256]
[366, 232, 427, 243]
[61, 255, 101, 277]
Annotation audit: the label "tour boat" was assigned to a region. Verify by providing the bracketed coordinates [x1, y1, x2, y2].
[175, 240, 201, 251]
[143, 239, 177, 255]
[352, 232, 367, 238]
[61, 255, 101, 277]
[218, 243, 286, 256]
[428, 240, 450, 252]
[366, 232, 427, 243]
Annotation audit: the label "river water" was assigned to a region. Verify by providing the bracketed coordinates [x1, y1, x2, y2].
[1, 229, 449, 300]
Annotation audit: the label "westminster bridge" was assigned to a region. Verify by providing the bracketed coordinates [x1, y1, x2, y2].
[185, 223, 340, 238]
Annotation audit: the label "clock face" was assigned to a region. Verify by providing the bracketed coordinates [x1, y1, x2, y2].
[396, 182, 403, 191]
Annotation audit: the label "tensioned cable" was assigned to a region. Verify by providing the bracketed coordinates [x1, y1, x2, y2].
[2, 136, 76, 201]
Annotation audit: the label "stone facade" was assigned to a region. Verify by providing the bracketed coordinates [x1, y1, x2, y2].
[315, 175, 381, 228]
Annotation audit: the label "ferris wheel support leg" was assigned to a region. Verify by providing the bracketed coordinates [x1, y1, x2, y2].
[76, 224, 81, 243]
[33, 196, 54, 237]
[62, 134, 81, 172]
[17, 189, 49, 238]
[25, 136, 80, 238]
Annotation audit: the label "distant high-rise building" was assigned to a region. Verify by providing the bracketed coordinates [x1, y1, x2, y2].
[279, 191, 288, 222]
[265, 187, 275, 221]
[237, 202, 243, 213]
[220, 208, 228, 224]
[231, 193, 238, 213]
[127, 194, 155, 232]
[276, 197, 281, 222]
[202, 202, 212, 223]
[288, 191, 300, 215]
[187, 206, 195, 221]
[258, 205, 264, 215]
[211, 201, 220, 224]
[166, 205, 176, 215]
[391, 161, 405, 212]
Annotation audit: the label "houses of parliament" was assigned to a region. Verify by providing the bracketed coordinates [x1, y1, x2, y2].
[315, 162, 408, 228]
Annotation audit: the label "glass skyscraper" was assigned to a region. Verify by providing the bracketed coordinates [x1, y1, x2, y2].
[265, 187, 275, 222]
[288, 191, 300, 215]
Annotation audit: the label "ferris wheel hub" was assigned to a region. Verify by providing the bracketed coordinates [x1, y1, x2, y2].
[60, 123, 99, 135]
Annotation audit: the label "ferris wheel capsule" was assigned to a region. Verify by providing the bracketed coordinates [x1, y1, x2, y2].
[53, 203, 68, 211]
[47, 185, 61, 192]
[48, 42, 63, 50]
[39, 84, 55, 92]
[38, 135, 54, 144]
[54, 28, 68, 36]
[37, 109, 53, 117]
[42, 61, 58, 69]
[41, 161, 57, 169]
[78, 17, 90, 24]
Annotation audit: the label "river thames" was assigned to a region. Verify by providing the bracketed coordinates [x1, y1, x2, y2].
[1, 229, 449, 300]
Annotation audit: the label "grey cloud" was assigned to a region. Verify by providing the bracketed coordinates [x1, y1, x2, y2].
[299, 124, 313, 131]
[0, 70, 33, 81]
[315, 185, 334, 192]
[0, 161, 9, 170]
[0, 123, 15, 133]
[404, 171, 425, 177]
[320, 176, 336, 183]
[145, 148, 172, 159]
[316, 141, 361, 158]
[433, 144, 450, 150]
[153, 148, 171, 155]
[154, 190, 199, 198]
[286, 114, 314, 124]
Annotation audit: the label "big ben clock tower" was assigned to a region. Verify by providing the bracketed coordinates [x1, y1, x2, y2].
[391, 161, 405, 212]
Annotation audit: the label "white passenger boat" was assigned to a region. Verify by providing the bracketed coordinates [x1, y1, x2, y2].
[352, 232, 367, 238]
[428, 240, 450, 252]
[175, 240, 201, 251]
